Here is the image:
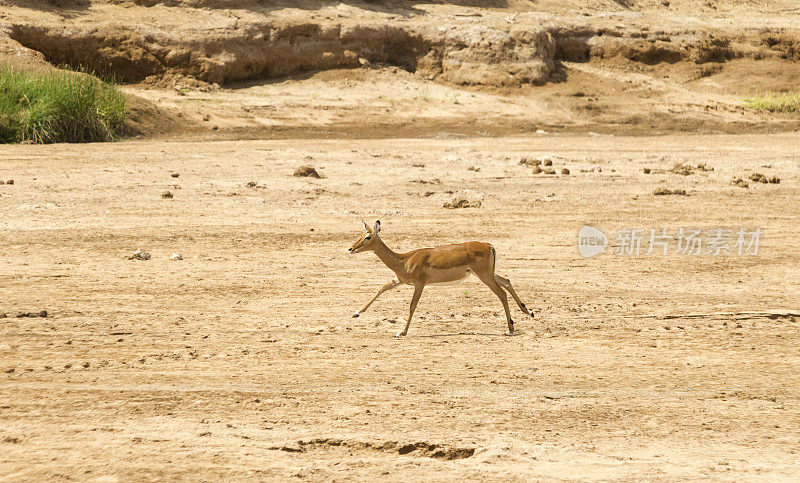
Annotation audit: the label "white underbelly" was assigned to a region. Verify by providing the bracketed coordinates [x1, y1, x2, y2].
[428, 268, 472, 285]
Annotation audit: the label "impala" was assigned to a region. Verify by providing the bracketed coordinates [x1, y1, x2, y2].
[348, 220, 534, 336]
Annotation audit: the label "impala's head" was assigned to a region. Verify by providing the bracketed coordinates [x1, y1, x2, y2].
[348, 220, 381, 254]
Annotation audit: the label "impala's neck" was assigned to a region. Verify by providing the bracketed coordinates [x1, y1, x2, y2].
[372, 238, 404, 274]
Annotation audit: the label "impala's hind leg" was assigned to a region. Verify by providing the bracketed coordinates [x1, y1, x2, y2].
[476, 272, 514, 335]
[495, 274, 534, 318]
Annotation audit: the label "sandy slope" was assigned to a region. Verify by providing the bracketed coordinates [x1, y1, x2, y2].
[3, 0, 800, 137]
[1, 133, 799, 480]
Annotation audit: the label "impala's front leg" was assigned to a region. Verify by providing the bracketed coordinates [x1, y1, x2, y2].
[353, 279, 401, 318]
[397, 283, 425, 337]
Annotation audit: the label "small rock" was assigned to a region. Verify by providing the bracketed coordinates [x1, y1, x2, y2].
[467, 166, 480, 172]
[543, 168, 556, 175]
[443, 198, 481, 209]
[129, 249, 151, 261]
[15, 311, 47, 318]
[170, 253, 183, 261]
[643, 168, 651, 174]
[6, 180, 13, 185]
[561, 168, 570, 175]
[749, 172, 768, 184]
[161, 191, 173, 199]
[543, 159, 553, 166]
[769, 176, 780, 184]
[730, 177, 749, 188]
[212, 125, 219, 131]
[171, 173, 180, 178]
[532, 166, 543, 174]
[654, 188, 687, 196]
[245, 181, 258, 188]
[202, 114, 210, 121]
[0, 313, 6, 318]
[358, 57, 371, 67]
[670, 163, 694, 175]
[293, 165, 321, 178]
[519, 157, 541, 166]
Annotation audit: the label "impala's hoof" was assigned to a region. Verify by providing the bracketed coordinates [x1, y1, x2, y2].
[529, 311, 535, 318]
[352, 312, 360, 318]
[395, 331, 407, 337]
[505, 331, 515, 336]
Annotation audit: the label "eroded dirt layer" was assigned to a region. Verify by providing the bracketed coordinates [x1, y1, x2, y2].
[3, 0, 800, 87]
[1, 134, 799, 479]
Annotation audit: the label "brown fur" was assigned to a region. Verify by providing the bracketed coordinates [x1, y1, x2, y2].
[349, 221, 533, 336]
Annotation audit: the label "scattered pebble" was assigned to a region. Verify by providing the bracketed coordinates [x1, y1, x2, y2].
[730, 177, 749, 188]
[293, 165, 321, 178]
[769, 176, 780, 184]
[170, 253, 183, 261]
[202, 114, 210, 121]
[467, 166, 480, 172]
[697, 162, 714, 172]
[561, 168, 570, 175]
[654, 188, 688, 196]
[670, 163, 694, 175]
[16, 310, 48, 318]
[543, 159, 553, 166]
[532, 166, 543, 174]
[519, 157, 541, 166]
[129, 249, 151, 260]
[543, 168, 556, 175]
[161, 191, 173, 199]
[443, 198, 482, 209]
[6, 180, 13, 185]
[171, 173, 180, 178]
[749, 172, 768, 184]
[643, 168, 651, 174]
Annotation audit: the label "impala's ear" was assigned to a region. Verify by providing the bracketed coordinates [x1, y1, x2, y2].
[362, 220, 372, 234]
[373, 220, 381, 236]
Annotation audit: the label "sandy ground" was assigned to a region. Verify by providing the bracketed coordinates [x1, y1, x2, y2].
[1, 133, 799, 480]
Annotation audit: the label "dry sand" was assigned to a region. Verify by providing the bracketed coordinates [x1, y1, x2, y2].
[1, 133, 799, 480]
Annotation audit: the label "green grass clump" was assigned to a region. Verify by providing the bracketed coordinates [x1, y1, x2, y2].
[744, 91, 800, 113]
[0, 68, 126, 143]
